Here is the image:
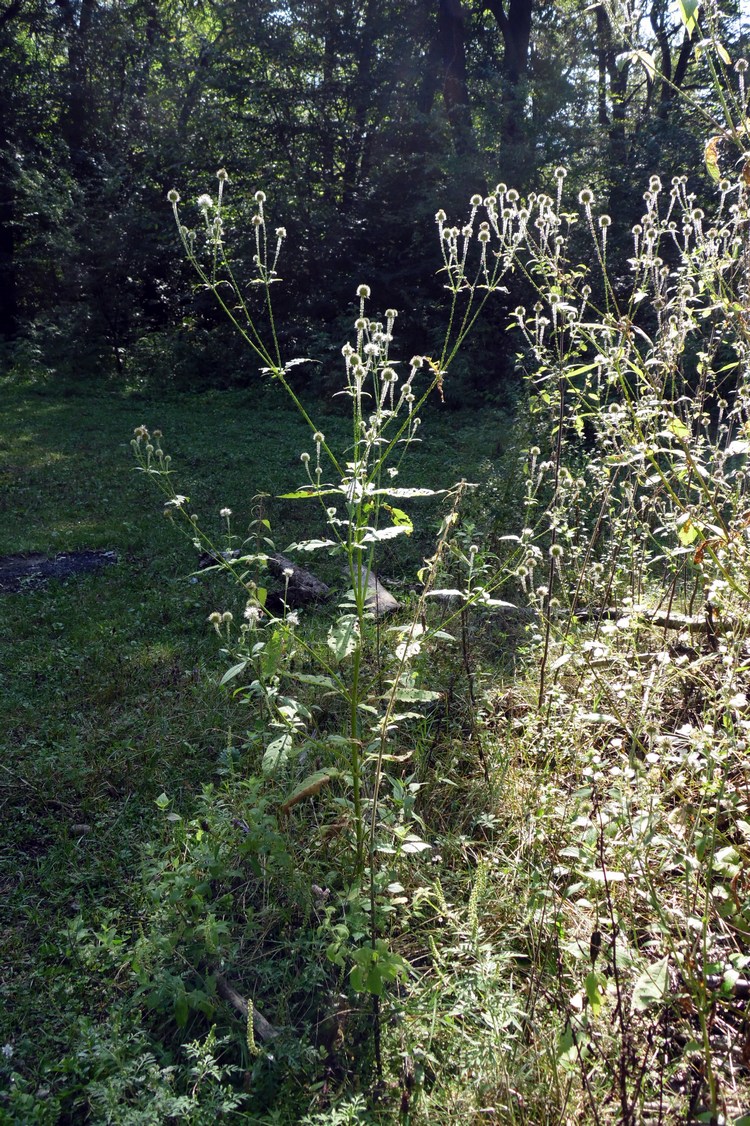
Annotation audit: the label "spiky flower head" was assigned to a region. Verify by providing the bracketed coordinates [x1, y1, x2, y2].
[167, 189, 180, 204]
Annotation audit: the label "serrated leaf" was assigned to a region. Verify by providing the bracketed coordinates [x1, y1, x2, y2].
[286, 672, 338, 690]
[361, 525, 411, 542]
[328, 614, 359, 661]
[262, 732, 293, 774]
[387, 686, 442, 703]
[631, 956, 670, 1012]
[287, 538, 338, 551]
[372, 487, 445, 498]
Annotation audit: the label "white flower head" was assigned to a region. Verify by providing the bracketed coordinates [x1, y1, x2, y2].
[197, 194, 213, 212]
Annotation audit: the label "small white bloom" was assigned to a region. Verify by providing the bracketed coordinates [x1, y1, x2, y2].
[197, 194, 213, 211]
[220, 507, 232, 518]
[286, 610, 300, 626]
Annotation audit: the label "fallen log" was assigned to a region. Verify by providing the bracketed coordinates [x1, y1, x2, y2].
[214, 970, 281, 1041]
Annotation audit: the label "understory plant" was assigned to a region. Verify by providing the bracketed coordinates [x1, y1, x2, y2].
[124, 8, 750, 1120]
[130, 169, 533, 1088]
[424, 11, 750, 1121]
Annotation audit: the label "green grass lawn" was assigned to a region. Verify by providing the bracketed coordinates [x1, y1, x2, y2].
[0, 375, 514, 1123]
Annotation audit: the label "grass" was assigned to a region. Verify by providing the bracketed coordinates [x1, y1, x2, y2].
[0, 373, 517, 1124]
[5, 366, 750, 1125]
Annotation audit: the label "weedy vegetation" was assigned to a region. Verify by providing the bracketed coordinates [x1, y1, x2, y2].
[6, 5, 750, 1124]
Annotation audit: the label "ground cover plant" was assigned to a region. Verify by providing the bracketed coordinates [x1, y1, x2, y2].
[6, 5, 750, 1124]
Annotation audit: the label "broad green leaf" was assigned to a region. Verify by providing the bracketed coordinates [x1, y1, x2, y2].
[328, 614, 359, 661]
[387, 686, 442, 703]
[220, 660, 249, 686]
[677, 518, 699, 546]
[716, 41, 731, 65]
[278, 488, 338, 499]
[285, 672, 338, 690]
[401, 834, 431, 854]
[361, 525, 411, 542]
[174, 988, 189, 1028]
[705, 136, 722, 182]
[677, 0, 699, 35]
[260, 629, 283, 679]
[262, 732, 293, 774]
[631, 956, 670, 1012]
[632, 49, 657, 79]
[667, 417, 690, 440]
[384, 504, 413, 534]
[286, 538, 338, 551]
[584, 971, 605, 1018]
[713, 845, 741, 877]
[372, 487, 445, 498]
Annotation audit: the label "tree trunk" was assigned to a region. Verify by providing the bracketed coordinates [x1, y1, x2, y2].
[437, 0, 476, 157]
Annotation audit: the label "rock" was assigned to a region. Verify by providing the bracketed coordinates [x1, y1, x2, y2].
[364, 572, 399, 617]
[267, 553, 330, 608]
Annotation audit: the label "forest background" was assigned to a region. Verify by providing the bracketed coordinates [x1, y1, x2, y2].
[2, 0, 744, 398]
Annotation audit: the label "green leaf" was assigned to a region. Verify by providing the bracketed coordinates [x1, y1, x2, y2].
[285, 672, 338, 690]
[278, 488, 339, 499]
[372, 487, 444, 498]
[585, 971, 605, 1018]
[716, 41, 731, 65]
[262, 732, 293, 774]
[328, 614, 359, 661]
[155, 792, 170, 810]
[387, 686, 442, 703]
[631, 956, 670, 1012]
[677, 0, 699, 35]
[260, 629, 283, 680]
[667, 417, 690, 441]
[220, 660, 249, 686]
[677, 518, 699, 546]
[632, 48, 657, 79]
[705, 136, 722, 182]
[286, 538, 338, 551]
[384, 504, 413, 534]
